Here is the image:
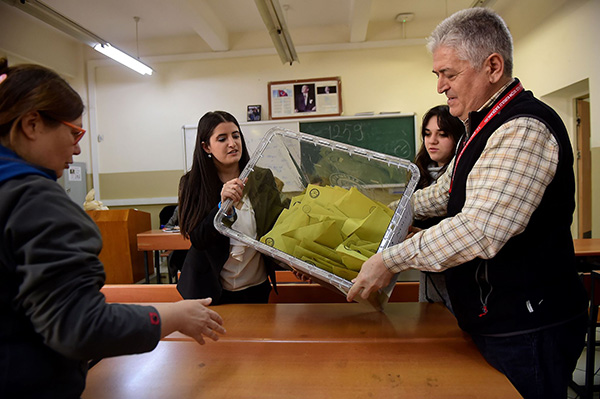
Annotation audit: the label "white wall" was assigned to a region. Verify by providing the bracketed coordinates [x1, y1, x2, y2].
[510, 0, 600, 237]
[512, 0, 599, 146]
[90, 45, 441, 174]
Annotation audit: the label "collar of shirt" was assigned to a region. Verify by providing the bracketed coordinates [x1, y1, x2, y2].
[463, 78, 515, 134]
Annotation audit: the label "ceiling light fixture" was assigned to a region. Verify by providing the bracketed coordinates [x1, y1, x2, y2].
[395, 13, 414, 39]
[93, 43, 153, 75]
[254, 0, 299, 65]
[2, 0, 153, 75]
[395, 13, 414, 23]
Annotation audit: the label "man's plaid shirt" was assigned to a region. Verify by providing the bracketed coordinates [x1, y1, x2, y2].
[383, 80, 560, 274]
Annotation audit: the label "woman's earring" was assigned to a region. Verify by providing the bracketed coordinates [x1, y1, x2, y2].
[208, 153, 212, 158]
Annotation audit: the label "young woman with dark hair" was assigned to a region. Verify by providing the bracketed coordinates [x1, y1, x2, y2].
[177, 111, 283, 304]
[414, 104, 464, 190]
[413, 105, 464, 310]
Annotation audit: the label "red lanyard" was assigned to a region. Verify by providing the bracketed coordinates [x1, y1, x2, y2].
[449, 82, 524, 193]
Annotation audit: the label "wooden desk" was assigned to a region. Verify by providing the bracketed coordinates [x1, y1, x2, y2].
[574, 238, 600, 257]
[137, 229, 190, 284]
[83, 303, 519, 398]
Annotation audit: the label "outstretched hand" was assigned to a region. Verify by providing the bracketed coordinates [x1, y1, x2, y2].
[178, 298, 226, 344]
[154, 298, 226, 345]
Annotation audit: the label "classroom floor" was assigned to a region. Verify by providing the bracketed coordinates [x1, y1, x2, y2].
[139, 260, 172, 284]
[569, 333, 600, 399]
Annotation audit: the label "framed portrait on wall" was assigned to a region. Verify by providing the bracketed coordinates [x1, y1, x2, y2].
[268, 77, 342, 120]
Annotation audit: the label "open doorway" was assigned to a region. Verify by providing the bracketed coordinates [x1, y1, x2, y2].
[541, 79, 590, 239]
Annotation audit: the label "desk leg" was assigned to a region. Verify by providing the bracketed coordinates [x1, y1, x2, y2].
[154, 250, 162, 284]
[143, 252, 150, 284]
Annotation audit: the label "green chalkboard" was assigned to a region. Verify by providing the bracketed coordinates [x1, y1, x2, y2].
[299, 115, 416, 160]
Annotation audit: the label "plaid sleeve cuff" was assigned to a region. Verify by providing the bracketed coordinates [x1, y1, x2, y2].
[381, 246, 411, 274]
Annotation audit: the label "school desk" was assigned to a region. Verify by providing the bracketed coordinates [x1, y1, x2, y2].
[136, 229, 598, 285]
[136, 229, 190, 283]
[573, 238, 600, 257]
[82, 302, 519, 398]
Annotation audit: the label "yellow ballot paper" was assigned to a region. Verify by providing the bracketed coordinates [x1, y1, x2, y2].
[260, 184, 392, 280]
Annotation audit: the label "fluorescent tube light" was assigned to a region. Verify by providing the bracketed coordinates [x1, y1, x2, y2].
[254, 0, 299, 65]
[94, 43, 153, 76]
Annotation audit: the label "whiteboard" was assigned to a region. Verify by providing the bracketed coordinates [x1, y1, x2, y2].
[182, 120, 299, 172]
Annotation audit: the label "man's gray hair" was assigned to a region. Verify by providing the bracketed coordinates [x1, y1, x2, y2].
[427, 8, 513, 77]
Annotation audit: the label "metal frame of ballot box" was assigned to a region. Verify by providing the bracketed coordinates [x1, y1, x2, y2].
[214, 127, 419, 310]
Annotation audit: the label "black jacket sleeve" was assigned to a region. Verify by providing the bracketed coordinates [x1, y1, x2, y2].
[1, 176, 161, 361]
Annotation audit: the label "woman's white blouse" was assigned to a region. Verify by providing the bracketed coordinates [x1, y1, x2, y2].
[220, 195, 267, 291]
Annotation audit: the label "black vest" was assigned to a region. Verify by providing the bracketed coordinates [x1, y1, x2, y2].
[444, 79, 587, 335]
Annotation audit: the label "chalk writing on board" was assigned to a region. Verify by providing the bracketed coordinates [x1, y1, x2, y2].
[299, 116, 415, 161]
[392, 139, 413, 159]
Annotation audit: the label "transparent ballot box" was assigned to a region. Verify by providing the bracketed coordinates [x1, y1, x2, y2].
[214, 127, 419, 310]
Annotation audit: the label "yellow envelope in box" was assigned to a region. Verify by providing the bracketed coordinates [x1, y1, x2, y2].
[334, 187, 378, 219]
[300, 238, 343, 264]
[260, 206, 308, 253]
[289, 192, 306, 207]
[302, 184, 347, 205]
[299, 200, 345, 224]
[336, 238, 369, 271]
[347, 239, 379, 258]
[261, 183, 392, 280]
[283, 219, 343, 249]
[331, 265, 359, 281]
[293, 245, 344, 273]
[342, 206, 392, 243]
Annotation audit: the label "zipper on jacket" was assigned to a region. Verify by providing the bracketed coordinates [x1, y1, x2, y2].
[476, 260, 493, 317]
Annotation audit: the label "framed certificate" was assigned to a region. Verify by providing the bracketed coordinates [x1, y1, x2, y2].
[268, 77, 342, 120]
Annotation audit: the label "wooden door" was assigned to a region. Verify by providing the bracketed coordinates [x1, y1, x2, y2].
[576, 98, 592, 238]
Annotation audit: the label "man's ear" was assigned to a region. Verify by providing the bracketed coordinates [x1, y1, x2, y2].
[485, 53, 505, 84]
[17, 111, 42, 140]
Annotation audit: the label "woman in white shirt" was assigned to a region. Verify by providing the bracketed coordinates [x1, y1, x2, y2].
[177, 111, 284, 304]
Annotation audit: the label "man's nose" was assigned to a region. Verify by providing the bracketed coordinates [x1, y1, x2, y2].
[437, 77, 448, 94]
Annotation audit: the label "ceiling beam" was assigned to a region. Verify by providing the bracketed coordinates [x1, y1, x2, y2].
[349, 0, 372, 43]
[171, 0, 229, 51]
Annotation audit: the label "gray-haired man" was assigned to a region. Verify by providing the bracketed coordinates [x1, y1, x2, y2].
[348, 8, 587, 398]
